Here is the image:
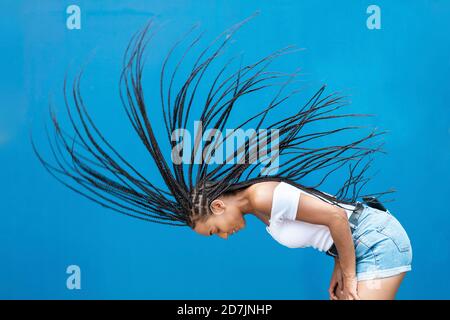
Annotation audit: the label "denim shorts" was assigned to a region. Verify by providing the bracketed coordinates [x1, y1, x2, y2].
[351, 204, 413, 281]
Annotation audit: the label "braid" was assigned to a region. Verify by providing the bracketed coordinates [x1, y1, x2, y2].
[31, 12, 395, 229]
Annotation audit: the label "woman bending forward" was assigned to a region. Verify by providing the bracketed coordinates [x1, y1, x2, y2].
[192, 181, 412, 300]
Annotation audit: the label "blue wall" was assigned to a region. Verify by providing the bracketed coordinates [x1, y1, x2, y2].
[1, 0, 449, 299]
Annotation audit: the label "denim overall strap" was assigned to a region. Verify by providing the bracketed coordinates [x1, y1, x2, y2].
[326, 201, 365, 258]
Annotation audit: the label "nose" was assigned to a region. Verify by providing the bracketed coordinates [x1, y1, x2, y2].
[217, 232, 228, 239]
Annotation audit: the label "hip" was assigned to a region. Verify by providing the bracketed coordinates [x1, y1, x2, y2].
[352, 205, 413, 280]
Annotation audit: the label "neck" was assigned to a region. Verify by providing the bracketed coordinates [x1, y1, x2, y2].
[232, 187, 254, 213]
[233, 187, 271, 226]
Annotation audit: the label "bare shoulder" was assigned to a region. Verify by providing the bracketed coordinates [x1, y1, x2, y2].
[246, 181, 281, 213]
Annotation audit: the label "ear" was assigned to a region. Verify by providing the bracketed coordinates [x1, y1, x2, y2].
[210, 199, 226, 215]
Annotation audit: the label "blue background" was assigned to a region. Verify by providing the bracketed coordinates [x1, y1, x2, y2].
[1, 0, 449, 299]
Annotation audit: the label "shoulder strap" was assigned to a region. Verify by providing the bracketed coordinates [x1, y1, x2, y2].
[362, 196, 387, 212]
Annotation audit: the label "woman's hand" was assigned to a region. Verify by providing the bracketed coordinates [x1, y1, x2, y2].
[329, 258, 343, 300]
[341, 273, 360, 300]
[329, 258, 360, 300]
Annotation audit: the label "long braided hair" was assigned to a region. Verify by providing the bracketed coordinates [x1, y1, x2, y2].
[31, 13, 395, 229]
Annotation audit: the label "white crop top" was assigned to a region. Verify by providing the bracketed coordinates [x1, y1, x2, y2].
[266, 182, 356, 251]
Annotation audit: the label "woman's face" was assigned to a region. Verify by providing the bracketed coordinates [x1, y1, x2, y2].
[193, 197, 246, 239]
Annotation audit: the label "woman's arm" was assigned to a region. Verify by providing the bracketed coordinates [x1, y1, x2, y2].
[329, 257, 343, 300]
[294, 193, 360, 299]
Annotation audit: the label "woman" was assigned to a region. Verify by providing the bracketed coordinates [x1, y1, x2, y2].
[31, 13, 412, 299]
[191, 180, 412, 300]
